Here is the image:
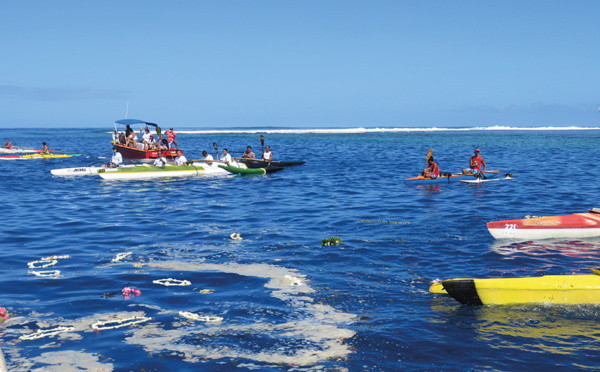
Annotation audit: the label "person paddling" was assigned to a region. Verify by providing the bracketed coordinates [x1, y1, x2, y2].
[463, 148, 486, 177]
[262, 145, 273, 162]
[2, 140, 13, 149]
[421, 156, 439, 179]
[39, 142, 50, 155]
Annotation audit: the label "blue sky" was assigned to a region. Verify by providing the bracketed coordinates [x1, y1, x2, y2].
[1, 1, 599, 128]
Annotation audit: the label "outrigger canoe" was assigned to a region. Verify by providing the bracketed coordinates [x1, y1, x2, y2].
[97, 163, 231, 180]
[429, 270, 600, 306]
[236, 159, 305, 168]
[51, 164, 140, 176]
[404, 170, 500, 185]
[0, 153, 82, 160]
[0, 147, 38, 154]
[218, 163, 284, 175]
[487, 209, 600, 240]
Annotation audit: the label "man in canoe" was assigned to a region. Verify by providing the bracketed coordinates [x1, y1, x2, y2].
[2, 140, 13, 149]
[220, 148, 232, 164]
[201, 150, 214, 166]
[421, 156, 439, 179]
[39, 142, 50, 155]
[262, 145, 273, 161]
[153, 150, 167, 167]
[174, 150, 187, 166]
[242, 146, 255, 159]
[463, 148, 486, 176]
[103, 147, 123, 168]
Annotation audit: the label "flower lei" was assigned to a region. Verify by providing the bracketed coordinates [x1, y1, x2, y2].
[122, 287, 142, 300]
[179, 311, 223, 322]
[153, 278, 191, 286]
[92, 316, 151, 331]
[19, 326, 75, 340]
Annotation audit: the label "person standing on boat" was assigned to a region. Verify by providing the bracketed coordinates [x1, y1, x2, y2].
[174, 150, 187, 166]
[39, 142, 50, 155]
[463, 149, 486, 175]
[153, 150, 167, 167]
[242, 146, 255, 159]
[421, 156, 439, 179]
[142, 128, 152, 150]
[220, 148, 232, 164]
[2, 140, 12, 149]
[262, 146, 273, 161]
[201, 150, 213, 166]
[166, 128, 178, 149]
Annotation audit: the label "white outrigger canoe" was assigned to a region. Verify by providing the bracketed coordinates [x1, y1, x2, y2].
[51, 164, 140, 176]
[96, 162, 233, 180]
[0, 147, 38, 154]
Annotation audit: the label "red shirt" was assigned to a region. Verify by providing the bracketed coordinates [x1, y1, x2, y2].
[470, 155, 483, 171]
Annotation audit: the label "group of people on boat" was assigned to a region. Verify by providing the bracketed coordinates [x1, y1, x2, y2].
[421, 148, 486, 179]
[113, 125, 178, 151]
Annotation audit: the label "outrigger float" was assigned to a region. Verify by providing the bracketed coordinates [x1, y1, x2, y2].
[487, 209, 600, 240]
[404, 170, 500, 185]
[429, 269, 600, 306]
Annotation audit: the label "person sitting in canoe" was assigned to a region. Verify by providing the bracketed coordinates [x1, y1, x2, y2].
[102, 146, 123, 168]
[220, 148, 232, 164]
[2, 140, 12, 149]
[153, 150, 167, 167]
[242, 146, 255, 159]
[39, 142, 51, 155]
[201, 150, 214, 166]
[262, 145, 273, 161]
[421, 156, 439, 179]
[463, 148, 486, 176]
[174, 150, 187, 166]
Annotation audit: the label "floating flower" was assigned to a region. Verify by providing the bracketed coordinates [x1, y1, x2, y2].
[122, 287, 142, 299]
[230, 233, 242, 240]
[0, 307, 9, 321]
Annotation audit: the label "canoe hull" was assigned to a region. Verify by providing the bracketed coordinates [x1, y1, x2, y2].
[436, 275, 600, 306]
[97, 164, 228, 180]
[405, 170, 500, 185]
[113, 144, 180, 160]
[487, 213, 600, 240]
[237, 159, 305, 168]
[0, 153, 78, 160]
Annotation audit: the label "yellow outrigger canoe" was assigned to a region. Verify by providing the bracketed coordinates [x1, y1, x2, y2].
[0, 153, 82, 160]
[429, 269, 600, 306]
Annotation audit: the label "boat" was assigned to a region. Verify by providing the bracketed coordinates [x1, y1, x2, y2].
[236, 159, 305, 168]
[218, 163, 284, 175]
[51, 164, 139, 176]
[112, 119, 181, 160]
[97, 163, 231, 180]
[429, 270, 600, 306]
[0, 153, 82, 160]
[404, 170, 500, 185]
[486, 209, 600, 240]
[0, 147, 38, 154]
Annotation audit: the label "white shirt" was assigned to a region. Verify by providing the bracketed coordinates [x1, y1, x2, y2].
[175, 155, 187, 166]
[221, 153, 232, 163]
[263, 150, 272, 161]
[111, 151, 122, 165]
[202, 154, 214, 167]
[142, 132, 151, 143]
[153, 156, 167, 167]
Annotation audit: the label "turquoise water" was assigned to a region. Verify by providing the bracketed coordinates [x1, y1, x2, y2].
[1, 128, 600, 371]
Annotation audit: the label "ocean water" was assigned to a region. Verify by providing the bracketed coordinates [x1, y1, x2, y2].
[1, 127, 600, 371]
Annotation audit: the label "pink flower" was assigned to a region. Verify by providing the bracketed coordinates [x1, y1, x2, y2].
[0, 307, 8, 321]
[132, 288, 142, 295]
[122, 287, 132, 295]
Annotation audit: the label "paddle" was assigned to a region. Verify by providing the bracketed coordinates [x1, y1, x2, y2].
[590, 268, 600, 275]
[260, 135, 264, 155]
[426, 149, 432, 163]
[213, 142, 218, 160]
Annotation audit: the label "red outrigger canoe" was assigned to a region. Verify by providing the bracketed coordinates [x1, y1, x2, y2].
[487, 209, 600, 240]
[113, 119, 182, 160]
[404, 170, 500, 185]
